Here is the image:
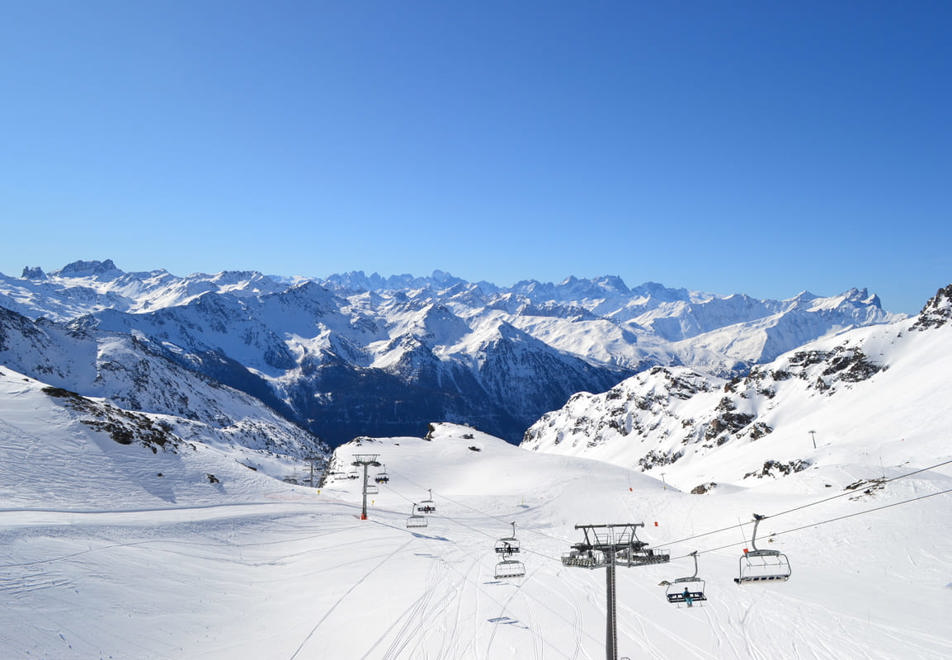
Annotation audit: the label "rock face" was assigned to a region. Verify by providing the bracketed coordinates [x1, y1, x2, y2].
[21, 266, 46, 279]
[912, 285, 952, 331]
[0, 261, 904, 447]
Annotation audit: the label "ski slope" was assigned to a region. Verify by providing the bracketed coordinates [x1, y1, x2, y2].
[1, 396, 951, 659]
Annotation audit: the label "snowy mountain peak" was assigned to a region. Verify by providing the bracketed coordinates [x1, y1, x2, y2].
[629, 281, 694, 303]
[53, 258, 122, 279]
[21, 265, 46, 279]
[321, 269, 466, 293]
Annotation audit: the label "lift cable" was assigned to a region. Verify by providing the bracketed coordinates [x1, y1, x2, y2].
[380, 458, 951, 567]
[385, 476, 567, 564]
[654, 455, 952, 550]
[669, 486, 952, 562]
[392, 470, 578, 548]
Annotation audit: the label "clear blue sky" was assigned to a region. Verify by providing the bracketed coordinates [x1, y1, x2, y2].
[1, 1, 949, 313]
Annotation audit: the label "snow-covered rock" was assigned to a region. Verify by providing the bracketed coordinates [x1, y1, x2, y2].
[522, 295, 952, 490]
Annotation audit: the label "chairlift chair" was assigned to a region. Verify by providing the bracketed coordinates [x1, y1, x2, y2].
[374, 465, 390, 484]
[366, 483, 379, 495]
[665, 551, 707, 607]
[406, 503, 428, 529]
[561, 548, 600, 569]
[620, 524, 670, 567]
[735, 514, 791, 584]
[415, 489, 437, 515]
[493, 522, 526, 579]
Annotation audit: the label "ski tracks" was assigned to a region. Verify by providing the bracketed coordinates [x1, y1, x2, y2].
[371, 559, 443, 659]
[366, 535, 483, 660]
[0, 566, 73, 597]
[289, 536, 415, 660]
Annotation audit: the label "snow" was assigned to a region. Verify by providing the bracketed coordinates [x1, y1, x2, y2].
[0, 268, 950, 658]
[1, 392, 950, 658]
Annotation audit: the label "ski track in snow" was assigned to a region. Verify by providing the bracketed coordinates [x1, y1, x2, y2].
[289, 536, 416, 659]
[375, 552, 442, 659]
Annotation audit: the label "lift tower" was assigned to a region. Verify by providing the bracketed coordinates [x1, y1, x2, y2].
[303, 455, 324, 488]
[351, 454, 381, 520]
[562, 523, 669, 660]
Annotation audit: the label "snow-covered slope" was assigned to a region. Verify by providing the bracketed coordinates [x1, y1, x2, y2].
[522, 285, 952, 494]
[0, 305, 323, 459]
[1, 418, 949, 658]
[0, 366, 312, 508]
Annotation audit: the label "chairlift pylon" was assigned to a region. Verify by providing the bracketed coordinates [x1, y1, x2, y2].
[734, 514, 791, 585]
[665, 551, 707, 607]
[406, 503, 428, 529]
[493, 521, 526, 579]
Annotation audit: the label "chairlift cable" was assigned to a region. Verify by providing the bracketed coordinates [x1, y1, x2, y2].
[655, 455, 952, 549]
[391, 470, 577, 547]
[667, 486, 952, 562]
[767, 456, 952, 520]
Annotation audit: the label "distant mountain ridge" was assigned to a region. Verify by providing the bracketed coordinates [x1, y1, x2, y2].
[0, 259, 901, 445]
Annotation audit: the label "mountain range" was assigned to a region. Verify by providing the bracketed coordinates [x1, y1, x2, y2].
[1, 260, 901, 446]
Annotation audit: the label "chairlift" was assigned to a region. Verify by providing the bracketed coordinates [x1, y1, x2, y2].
[406, 503, 428, 529]
[366, 482, 378, 495]
[734, 514, 791, 584]
[493, 522, 526, 579]
[374, 465, 390, 484]
[347, 468, 359, 480]
[415, 489, 436, 515]
[665, 551, 707, 607]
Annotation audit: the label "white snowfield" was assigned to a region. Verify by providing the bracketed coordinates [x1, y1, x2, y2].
[1, 370, 950, 660]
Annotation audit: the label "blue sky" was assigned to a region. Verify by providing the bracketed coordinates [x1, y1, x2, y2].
[1, 1, 949, 313]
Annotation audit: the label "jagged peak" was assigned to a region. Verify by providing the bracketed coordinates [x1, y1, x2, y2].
[53, 259, 121, 278]
[208, 269, 268, 283]
[792, 290, 818, 301]
[629, 281, 693, 303]
[842, 287, 869, 302]
[912, 284, 952, 331]
[21, 266, 46, 280]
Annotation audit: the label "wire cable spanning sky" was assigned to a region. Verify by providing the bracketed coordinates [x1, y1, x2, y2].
[1, 1, 949, 313]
